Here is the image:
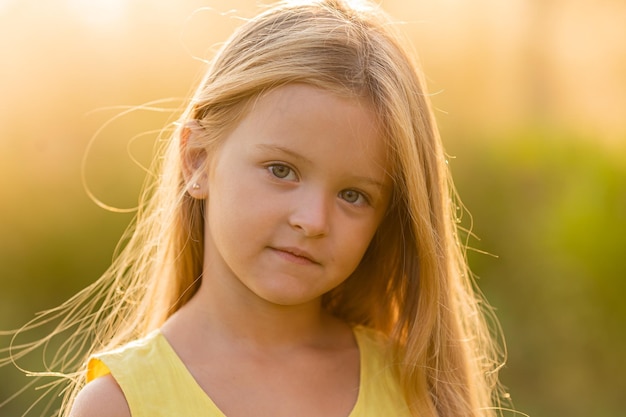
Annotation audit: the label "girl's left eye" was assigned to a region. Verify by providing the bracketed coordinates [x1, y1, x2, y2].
[268, 164, 297, 180]
[339, 189, 368, 205]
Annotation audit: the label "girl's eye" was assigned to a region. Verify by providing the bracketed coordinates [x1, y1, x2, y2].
[268, 164, 296, 180]
[339, 189, 367, 205]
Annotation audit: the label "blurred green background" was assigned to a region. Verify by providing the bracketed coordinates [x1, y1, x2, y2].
[1, 1, 624, 416]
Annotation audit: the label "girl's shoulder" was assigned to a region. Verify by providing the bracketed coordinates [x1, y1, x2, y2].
[350, 325, 412, 416]
[352, 325, 398, 380]
[352, 325, 392, 356]
[70, 331, 162, 417]
[69, 374, 130, 417]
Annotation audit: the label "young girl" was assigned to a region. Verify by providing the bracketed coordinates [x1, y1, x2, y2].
[9, 0, 507, 416]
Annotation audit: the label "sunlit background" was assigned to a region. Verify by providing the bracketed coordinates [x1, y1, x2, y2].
[1, 1, 625, 416]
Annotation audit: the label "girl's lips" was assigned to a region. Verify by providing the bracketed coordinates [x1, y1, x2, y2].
[271, 246, 319, 265]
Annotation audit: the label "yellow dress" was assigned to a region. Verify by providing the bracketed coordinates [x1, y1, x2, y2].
[88, 326, 412, 417]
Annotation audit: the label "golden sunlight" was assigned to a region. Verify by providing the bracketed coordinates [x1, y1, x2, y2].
[65, 0, 128, 29]
[1, 2, 625, 417]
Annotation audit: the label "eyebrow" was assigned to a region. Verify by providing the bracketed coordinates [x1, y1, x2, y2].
[353, 175, 388, 191]
[255, 143, 388, 191]
[255, 144, 313, 165]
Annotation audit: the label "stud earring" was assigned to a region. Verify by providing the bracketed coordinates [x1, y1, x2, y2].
[192, 183, 200, 190]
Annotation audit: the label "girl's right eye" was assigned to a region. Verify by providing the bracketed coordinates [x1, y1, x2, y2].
[267, 164, 297, 181]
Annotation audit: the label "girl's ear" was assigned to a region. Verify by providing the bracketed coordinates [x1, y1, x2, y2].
[180, 120, 209, 199]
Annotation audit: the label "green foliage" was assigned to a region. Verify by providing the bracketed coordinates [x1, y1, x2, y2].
[450, 130, 626, 417]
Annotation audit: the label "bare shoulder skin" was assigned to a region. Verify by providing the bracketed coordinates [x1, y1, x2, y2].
[69, 374, 130, 417]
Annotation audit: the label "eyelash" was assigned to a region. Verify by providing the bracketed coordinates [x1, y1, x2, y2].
[265, 163, 371, 207]
[267, 163, 298, 181]
[339, 189, 370, 206]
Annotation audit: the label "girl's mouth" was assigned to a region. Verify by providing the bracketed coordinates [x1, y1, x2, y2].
[271, 246, 319, 265]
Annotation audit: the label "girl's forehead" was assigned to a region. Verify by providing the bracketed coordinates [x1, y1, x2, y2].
[223, 84, 390, 181]
[245, 85, 378, 140]
[248, 84, 378, 133]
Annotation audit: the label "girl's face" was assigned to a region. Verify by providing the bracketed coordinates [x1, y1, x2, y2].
[201, 84, 391, 308]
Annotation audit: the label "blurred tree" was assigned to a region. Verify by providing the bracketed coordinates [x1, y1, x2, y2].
[451, 130, 626, 417]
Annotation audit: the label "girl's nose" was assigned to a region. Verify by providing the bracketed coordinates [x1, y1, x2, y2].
[288, 190, 331, 238]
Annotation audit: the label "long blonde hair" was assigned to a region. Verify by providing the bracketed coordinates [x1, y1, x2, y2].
[4, 1, 506, 416]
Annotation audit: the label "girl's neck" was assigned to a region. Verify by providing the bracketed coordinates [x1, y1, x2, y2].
[165, 277, 348, 352]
